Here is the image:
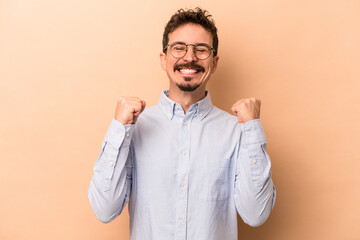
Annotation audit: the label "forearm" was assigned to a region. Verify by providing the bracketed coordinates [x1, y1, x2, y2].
[88, 119, 134, 223]
[234, 120, 276, 227]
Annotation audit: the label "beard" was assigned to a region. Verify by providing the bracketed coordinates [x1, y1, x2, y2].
[176, 76, 201, 92]
[173, 62, 204, 91]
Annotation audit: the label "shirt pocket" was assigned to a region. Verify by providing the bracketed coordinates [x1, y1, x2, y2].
[200, 166, 231, 202]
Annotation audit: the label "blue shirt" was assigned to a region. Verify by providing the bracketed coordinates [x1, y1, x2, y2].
[88, 90, 276, 240]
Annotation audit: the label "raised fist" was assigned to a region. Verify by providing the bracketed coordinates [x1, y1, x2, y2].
[231, 98, 261, 124]
[115, 97, 146, 125]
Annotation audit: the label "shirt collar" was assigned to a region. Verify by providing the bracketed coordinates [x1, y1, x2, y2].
[158, 90, 213, 121]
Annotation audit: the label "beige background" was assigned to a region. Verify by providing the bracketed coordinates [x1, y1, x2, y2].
[1, 0, 359, 239]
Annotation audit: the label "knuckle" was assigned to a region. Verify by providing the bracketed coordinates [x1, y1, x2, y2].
[118, 97, 127, 104]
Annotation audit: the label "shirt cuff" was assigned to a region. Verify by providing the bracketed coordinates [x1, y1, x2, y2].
[104, 119, 134, 149]
[241, 119, 267, 145]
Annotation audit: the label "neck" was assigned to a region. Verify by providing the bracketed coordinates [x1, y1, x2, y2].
[168, 85, 206, 113]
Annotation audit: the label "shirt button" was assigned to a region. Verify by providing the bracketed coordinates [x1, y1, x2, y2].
[167, 113, 172, 118]
[125, 133, 130, 137]
[176, 106, 180, 110]
[182, 151, 186, 156]
[183, 122, 187, 126]
[119, 133, 123, 137]
[180, 183, 185, 188]
[109, 161, 114, 167]
[245, 131, 251, 136]
[199, 113, 203, 117]
[179, 216, 183, 220]
[252, 159, 257, 164]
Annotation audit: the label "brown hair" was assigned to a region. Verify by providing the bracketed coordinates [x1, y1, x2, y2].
[162, 7, 218, 56]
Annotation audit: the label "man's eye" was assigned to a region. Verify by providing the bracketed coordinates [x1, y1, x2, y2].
[173, 45, 186, 51]
[196, 48, 208, 53]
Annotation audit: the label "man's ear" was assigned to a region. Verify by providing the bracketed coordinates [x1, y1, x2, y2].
[211, 55, 219, 74]
[160, 52, 167, 71]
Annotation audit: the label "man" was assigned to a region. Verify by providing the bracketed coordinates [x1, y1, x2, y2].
[88, 8, 276, 240]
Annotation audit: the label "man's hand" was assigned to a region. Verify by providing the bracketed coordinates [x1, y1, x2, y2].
[115, 97, 146, 125]
[231, 98, 261, 124]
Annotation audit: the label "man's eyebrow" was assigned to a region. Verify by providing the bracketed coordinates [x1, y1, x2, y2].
[170, 41, 186, 45]
[170, 41, 212, 47]
[195, 43, 212, 47]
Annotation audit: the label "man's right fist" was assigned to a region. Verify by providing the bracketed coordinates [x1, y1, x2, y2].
[115, 97, 146, 125]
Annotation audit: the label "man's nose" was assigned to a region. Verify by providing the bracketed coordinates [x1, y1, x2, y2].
[183, 46, 198, 62]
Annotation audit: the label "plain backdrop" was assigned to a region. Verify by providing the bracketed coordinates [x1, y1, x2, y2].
[1, 0, 359, 239]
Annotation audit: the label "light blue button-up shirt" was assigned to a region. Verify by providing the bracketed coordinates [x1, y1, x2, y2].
[88, 90, 276, 240]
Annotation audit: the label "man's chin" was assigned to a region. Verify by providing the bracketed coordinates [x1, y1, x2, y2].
[176, 83, 201, 92]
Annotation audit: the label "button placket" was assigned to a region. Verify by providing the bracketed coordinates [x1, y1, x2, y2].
[175, 115, 192, 240]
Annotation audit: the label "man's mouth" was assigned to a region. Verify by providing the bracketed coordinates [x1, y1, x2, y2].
[174, 63, 205, 75]
[179, 68, 199, 74]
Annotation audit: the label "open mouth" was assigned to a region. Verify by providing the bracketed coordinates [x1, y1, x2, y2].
[174, 63, 205, 75]
[179, 68, 200, 74]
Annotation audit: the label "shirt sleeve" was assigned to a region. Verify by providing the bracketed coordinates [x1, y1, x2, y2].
[234, 119, 276, 227]
[88, 119, 134, 223]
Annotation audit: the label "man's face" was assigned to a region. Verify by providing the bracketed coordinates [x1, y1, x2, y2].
[160, 23, 219, 92]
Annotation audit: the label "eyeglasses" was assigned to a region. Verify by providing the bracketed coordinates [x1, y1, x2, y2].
[164, 42, 216, 60]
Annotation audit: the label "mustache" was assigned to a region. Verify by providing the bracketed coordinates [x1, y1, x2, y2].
[174, 63, 205, 72]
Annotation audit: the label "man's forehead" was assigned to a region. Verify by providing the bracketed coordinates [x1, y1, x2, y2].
[168, 23, 212, 45]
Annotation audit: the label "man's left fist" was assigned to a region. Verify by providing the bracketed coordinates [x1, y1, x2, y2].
[231, 98, 261, 124]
